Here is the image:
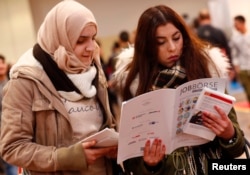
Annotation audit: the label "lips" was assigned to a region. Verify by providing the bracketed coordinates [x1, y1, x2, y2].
[168, 55, 179, 61]
[82, 55, 91, 58]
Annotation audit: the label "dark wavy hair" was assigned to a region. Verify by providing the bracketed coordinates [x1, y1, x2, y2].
[122, 5, 216, 101]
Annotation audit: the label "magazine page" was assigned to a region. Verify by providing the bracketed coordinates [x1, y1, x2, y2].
[117, 89, 176, 164]
[182, 78, 228, 140]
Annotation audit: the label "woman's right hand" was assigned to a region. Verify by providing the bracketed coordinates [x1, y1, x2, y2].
[82, 141, 117, 165]
[143, 138, 166, 167]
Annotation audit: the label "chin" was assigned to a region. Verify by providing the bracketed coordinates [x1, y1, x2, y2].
[164, 62, 175, 68]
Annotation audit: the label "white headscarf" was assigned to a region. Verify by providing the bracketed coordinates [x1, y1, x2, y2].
[37, 0, 99, 74]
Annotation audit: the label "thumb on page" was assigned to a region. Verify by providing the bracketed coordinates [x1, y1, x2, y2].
[82, 140, 97, 148]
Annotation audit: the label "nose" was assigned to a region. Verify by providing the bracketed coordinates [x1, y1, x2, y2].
[86, 40, 95, 52]
[168, 41, 176, 52]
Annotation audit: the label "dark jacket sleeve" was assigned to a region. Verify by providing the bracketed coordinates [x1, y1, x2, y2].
[123, 157, 166, 175]
[218, 107, 245, 158]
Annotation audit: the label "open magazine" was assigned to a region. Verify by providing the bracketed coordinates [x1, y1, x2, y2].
[117, 78, 234, 164]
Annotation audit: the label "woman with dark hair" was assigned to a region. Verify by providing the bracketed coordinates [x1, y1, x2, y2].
[114, 5, 245, 175]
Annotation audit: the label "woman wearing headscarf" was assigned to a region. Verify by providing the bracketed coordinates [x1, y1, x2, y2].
[0, 1, 117, 175]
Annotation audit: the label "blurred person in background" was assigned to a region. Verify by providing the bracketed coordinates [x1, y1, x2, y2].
[118, 30, 130, 49]
[104, 41, 121, 116]
[104, 30, 132, 118]
[0, 54, 18, 175]
[230, 15, 250, 104]
[196, 8, 237, 88]
[196, 9, 231, 61]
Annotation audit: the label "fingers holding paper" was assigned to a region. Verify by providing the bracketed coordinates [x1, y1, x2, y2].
[105, 146, 118, 159]
[143, 138, 166, 167]
[201, 105, 235, 140]
[82, 141, 118, 165]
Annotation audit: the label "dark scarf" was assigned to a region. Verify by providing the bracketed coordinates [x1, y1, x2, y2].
[153, 61, 187, 89]
[32, 43, 80, 94]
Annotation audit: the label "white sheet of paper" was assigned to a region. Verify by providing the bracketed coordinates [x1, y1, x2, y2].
[80, 128, 119, 147]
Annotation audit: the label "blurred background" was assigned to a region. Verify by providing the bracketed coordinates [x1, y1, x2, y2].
[1, 0, 250, 64]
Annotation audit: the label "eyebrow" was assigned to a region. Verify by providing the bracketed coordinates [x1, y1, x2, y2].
[79, 33, 97, 38]
[156, 31, 180, 39]
[78, 36, 90, 39]
[172, 31, 180, 36]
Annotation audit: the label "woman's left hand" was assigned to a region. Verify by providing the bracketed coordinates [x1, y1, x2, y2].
[143, 138, 166, 167]
[201, 105, 235, 140]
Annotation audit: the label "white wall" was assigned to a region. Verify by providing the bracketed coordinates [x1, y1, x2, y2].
[1, 0, 209, 63]
[0, 0, 36, 64]
[29, 0, 208, 37]
[77, 0, 208, 37]
[208, 0, 250, 39]
[208, 0, 232, 39]
[228, 0, 250, 36]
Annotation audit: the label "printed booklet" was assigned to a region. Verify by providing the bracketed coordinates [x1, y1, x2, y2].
[117, 78, 235, 164]
[185, 87, 235, 139]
